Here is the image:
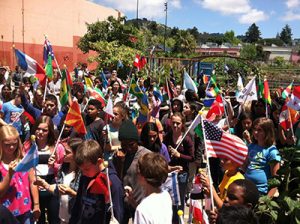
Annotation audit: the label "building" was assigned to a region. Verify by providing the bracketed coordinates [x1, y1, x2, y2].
[0, 0, 122, 70]
[195, 43, 241, 57]
[262, 46, 292, 61]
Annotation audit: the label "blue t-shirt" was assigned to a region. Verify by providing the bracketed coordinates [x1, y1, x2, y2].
[1, 101, 23, 135]
[245, 143, 281, 194]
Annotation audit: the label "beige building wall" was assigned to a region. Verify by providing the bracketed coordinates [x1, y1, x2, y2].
[0, 0, 122, 68]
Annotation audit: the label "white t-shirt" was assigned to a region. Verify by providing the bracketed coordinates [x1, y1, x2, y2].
[59, 171, 75, 223]
[134, 190, 172, 224]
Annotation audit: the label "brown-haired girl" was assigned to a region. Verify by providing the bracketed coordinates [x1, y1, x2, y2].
[244, 117, 281, 196]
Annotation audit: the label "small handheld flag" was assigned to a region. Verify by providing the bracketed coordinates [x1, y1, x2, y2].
[15, 136, 38, 172]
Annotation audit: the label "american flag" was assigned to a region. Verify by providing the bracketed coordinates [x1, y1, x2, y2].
[203, 120, 248, 166]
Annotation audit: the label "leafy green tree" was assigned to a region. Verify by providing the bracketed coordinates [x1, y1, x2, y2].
[245, 23, 261, 43]
[77, 16, 142, 53]
[172, 30, 197, 55]
[187, 26, 200, 43]
[240, 44, 257, 61]
[224, 30, 241, 45]
[280, 24, 293, 45]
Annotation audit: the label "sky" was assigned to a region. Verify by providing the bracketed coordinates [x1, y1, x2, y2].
[91, 0, 300, 39]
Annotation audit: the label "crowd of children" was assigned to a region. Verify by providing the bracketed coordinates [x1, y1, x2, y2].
[0, 65, 299, 224]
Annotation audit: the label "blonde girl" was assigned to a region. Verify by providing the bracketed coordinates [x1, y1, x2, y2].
[0, 125, 40, 224]
[244, 117, 281, 196]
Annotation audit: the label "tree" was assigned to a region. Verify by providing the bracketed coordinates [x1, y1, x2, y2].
[172, 30, 197, 55]
[240, 44, 257, 61]
[187, 26, 200, 43]
[77, 16, 142, 53]
[224, 30, 241, 45]
[280, 24, 293, 45]
[245, 23, 261, 43]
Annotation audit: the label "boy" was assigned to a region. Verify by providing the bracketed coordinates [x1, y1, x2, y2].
[69, 140, 124, 224]
[134, 153, 172, 224]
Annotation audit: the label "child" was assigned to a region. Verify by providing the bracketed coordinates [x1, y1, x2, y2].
[69, 140, 124, 224]
[34, 137, 83, 224]
[134, 152, 172, 224]
[245, 117, 281, 196]
[0, 125, 40, 224]
[201, 158, 245, 209]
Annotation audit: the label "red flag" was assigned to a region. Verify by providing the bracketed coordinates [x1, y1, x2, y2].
[139, 56, 147, 69]
[264, 78, 271, 105]
[203, 120, 248, 166]
[87, 87, 106, 108]
[87, 172, 110, 203]
[279, 103, 291, 131]
[133, 54, 140, 68]
[65, 101, 87, 134]
[66, 68, 73, 88]
[129, 35, 138, 43]
[206, 95, 224, 121]
[190, 200, 209, 224]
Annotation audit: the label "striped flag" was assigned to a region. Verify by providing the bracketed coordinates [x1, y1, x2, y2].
[206, 95, 224, 121]
[203, 120, 248, 166]
[287, 86, 300, 111]
[282, 81, 293, 99]
[60, 69, 69, 107]
[279, 103, 291, 131]
[264, 78, 271, 105]
[15, 141, 38, 172]
[43, 38, 54, 66]
[161, 171, 181, 206]
[87, 87, 106, 108]
[190, 200, 209, 224]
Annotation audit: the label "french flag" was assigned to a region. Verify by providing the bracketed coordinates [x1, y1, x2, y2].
[15, 49, 46, 85]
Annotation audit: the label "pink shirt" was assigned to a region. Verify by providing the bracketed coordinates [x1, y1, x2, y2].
[0, 162, 32, 216]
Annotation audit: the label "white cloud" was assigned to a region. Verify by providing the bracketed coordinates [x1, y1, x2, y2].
[239, 9, 269, 24]
[286, 0, 300, 8]
[194, 0, 268, 24]
[98, 0, 182, 19]
[282, 10, 300, 21]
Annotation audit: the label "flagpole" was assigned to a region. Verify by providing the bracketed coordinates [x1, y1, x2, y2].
[51, 123, 65, 157]
[221, 95, 230, 131]
[174, 113, 201, 151]
[287, 107, 295, 141]
[41, 78, 48, 113]
[104, 161, 115, 221]
[265, 101, 268, 118]
[200, 114, 215, 211]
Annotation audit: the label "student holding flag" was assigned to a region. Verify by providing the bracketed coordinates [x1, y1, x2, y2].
[0, 125, 40, 223]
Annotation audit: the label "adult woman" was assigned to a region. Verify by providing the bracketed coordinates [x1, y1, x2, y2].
[0, 84, 12, 104]
[107, 80, 123, 105]
[26, 115, 64, 224]
[163, 112, 194, 221]
[140, 122, 170, 162]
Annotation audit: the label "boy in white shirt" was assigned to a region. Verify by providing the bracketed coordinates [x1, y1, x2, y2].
[134, 153, 172, 224]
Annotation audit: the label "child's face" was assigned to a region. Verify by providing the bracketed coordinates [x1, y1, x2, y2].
[148, 131, 158, 146]
[35, 123, 49, 141]
[253, 125, 265, 144]
[87, 105, 99, 119]
[112, 107, 123, 125]
[2, 137, 18, 158]
[223, 183, 245, 206]
[63, 145, 74, 163]
[79, 161, 100, 177]
[242, 118, 252, 131]
[43, 100, 57, 117]
[220, 158, 238, 171]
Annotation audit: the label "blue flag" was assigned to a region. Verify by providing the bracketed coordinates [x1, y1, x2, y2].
[100, 71, 108, 89]
[15, 143, 38, 172]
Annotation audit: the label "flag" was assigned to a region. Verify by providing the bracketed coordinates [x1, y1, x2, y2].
[129, 35, 138, 43]
[203, 120, 248, 166]
[161, 171, 181, 206]
[279, 104, 291, 131]
[100, 71, 108, 89]
[282, 81, 293, 99]
[162, 79, 174, 102]
[190, 200, 209, 224]
[43, 38, 54, 66]
[287, 86, 300, 111]
[129, 78, 144, 99]
[104, 98, 114, 117]
[45, 54, 53, 81]
[117, 60, 124, 69]
[65, 100, 87, 134]
[153, 86, 163, 102]
[133, 54, 140, 68]
[140, 56, 147, 70]
[236, 74, 244, 97]
[14, 49, 45, 76]
[15, 142, 38, 172]
[88, 87, 106, 108]
[203, 75, 210, 84]
[258, 76, 264, 99]
[189, 114, 203, 139]
[60, 69, 69, 107]
[236, 76, 257, 103]
[84, 75, 94, 88]
[264, 78, 271, 105]
[206, 95, 224, 121]
[205, 75, 220, 97]
[87, 172, 110, 203]
[183, 71, 198, 93]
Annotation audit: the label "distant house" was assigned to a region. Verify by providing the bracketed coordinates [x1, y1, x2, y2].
[262, 46, 292, 61]
[195, 43, 241, 57]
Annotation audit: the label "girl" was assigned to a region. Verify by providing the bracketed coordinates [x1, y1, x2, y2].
[107, 80, 123, 105]
[0, 125, 40, 223]
[234, 111, 253, 145]
[163, 112, 194, 222]
[25, 115, 65, 224]
[140, 122, 170, 162]
[244, 117, 281, 196]
[34, 138, 82, 224]
[1, 84, 12, 104]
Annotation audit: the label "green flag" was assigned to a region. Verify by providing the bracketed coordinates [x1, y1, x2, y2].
[258, 76, 264, 99]
[45, 54, 53, 80]
[60, 69, 68, 107]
